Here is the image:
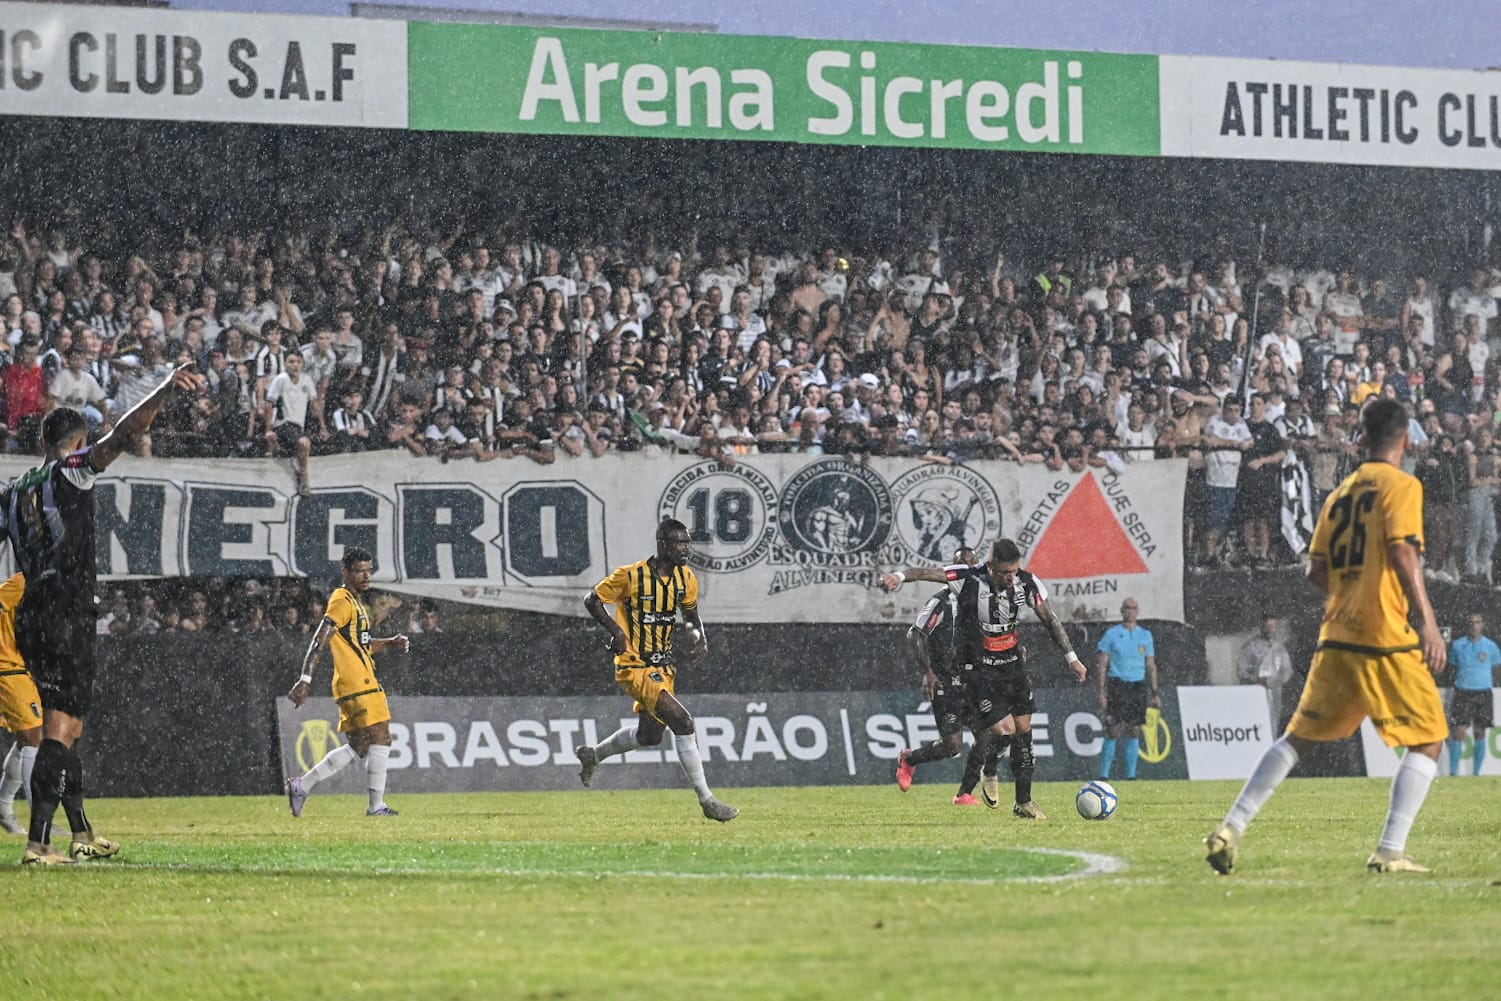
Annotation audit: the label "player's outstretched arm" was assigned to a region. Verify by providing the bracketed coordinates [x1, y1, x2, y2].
[92, 363, 203, 471]
[879, 567, 949, 591]
[1389, 540, 1447, 676]
[371, 634, 410, 655]
[288, 618, 335, 706]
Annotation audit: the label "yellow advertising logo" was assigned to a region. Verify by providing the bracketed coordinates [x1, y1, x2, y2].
[1140, 706, 1172, 763]
[296, 718, 341, 772]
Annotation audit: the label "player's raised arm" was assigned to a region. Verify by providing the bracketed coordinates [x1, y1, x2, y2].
[92, 362, 203, 471]
[880, 562, 975, 592]
[288, 617, 335, 706]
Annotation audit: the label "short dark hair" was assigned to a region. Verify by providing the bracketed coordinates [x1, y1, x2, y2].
[656, 517, 687, 541]
[990, 539, 1023, 564]
[1360, 397, 1408, 449]
[342, 546, 374, 570]
[41, 407, 87, 449]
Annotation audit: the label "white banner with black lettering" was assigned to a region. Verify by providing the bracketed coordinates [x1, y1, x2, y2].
[0, 1, 407, 127]
[0, 451, 1184, 624]
[1159, 55, 1501, 172]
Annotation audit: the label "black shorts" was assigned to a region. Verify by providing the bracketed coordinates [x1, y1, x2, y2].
[1104, 677, 1150, 727]
[272, 422, 309, 453]
[1449, 688, 1494, 730]
[967, 662, 1036, 730]
[930, 672, 973, 738]
[16, 603, 96, 719]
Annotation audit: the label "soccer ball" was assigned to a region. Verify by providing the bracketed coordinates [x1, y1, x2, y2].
[1075, 780, 1119, 820]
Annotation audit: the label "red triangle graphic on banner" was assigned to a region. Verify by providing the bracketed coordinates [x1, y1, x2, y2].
[1026, 475, 1149, 578]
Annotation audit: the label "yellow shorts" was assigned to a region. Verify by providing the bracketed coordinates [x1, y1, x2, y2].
[0, 668, 42, 733]
[615, 665, 676, 719]
[1289, 645, 1446, 747]
[336, 687, 391, 734]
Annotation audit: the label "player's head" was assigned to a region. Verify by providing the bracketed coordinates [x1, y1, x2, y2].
[1120, 597, 1139, 625]
[341, 546, 375, 590]
[953, 546, 978, 566]
[1359, 397, 1408, 454]
[1469, 612, 1485, 638]
[655, 518, 692, 567]
[41, 407, 88, 456]
[986, 538, 1023, 588]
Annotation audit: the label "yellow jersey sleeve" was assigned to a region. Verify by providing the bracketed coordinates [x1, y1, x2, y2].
[594, 564, 632, 605]
[682, 568, 699, 611]
[1382, 471, 1424, 551]
[325, 589, 353, 630]
[0, 573, 24, 612]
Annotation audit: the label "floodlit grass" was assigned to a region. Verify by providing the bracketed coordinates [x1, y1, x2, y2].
[1, 779, 1498, 1000]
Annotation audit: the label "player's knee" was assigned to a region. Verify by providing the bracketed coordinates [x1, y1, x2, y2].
[668, 714, 695, 738]
[940, 735, 964, 757]
[636, 727, 665, 747]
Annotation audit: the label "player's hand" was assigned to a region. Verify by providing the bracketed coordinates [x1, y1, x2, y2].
[879, 572, 904, 592]
[287, 679, 311, 707]
[922, 670, 937, 702]
[1150, 691, 1163, 709]
[605, 628, 628, 655]
[171, 362, 205, 393]
[1066, 654, 1087, 683]
[1419, 620, 1447, 676]
[392, 634, 410, 654]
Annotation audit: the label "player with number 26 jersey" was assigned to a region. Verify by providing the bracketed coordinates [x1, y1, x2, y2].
[1311, 460, 1425, 655]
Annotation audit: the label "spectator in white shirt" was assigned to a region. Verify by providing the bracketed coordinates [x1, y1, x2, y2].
[263, 351, 321, 495]
[1202, 395, 1252, 565]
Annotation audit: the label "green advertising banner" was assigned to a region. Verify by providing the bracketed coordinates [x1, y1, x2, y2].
[408, 22, 1161, 155]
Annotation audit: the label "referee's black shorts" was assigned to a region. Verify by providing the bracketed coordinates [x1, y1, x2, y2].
[1448, 688, 1494, 731]
[17, 602, 97, 719]
[1104, 677, 1150, 728]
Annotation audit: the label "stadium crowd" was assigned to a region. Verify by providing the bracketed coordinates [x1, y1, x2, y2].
[4, 215, 1501, 618]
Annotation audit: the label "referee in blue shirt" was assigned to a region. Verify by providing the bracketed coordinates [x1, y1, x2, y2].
[1095, 597, 1160, 780]
[1448, 613, 1498, 776]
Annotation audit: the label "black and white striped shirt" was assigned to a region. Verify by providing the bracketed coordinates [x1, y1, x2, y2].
[332, 406, 376, 435]
[363, 348, 405, 417]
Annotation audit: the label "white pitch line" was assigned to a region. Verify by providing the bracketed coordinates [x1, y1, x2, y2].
[116, 847, 1128, 886]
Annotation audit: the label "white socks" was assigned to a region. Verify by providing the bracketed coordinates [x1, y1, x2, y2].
[674, 732, 714, 803]
[301, 743, 358, 792]
[0, 743, 36, 812]
[365, 745, 391, 811]
[0, 743, 19, 810]
[593, 725, 641, 762]
[1224, 737, 1300, 833]
[1378, 752, 1438, 854]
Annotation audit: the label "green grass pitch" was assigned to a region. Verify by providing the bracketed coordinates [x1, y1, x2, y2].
[1, 778, 1498, 1000]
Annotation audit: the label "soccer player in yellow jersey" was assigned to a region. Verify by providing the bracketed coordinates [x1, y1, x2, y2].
[574, 518, 738, 822]
[1207, 398, 1448, 875]
[0, 573, 41, 835]
[285, 547, 410, 817]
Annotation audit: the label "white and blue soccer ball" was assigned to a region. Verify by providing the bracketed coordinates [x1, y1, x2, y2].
[1075, 780, 1119, 820]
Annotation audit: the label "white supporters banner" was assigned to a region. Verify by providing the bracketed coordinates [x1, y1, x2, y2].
[0, 451, 1184, 624]
[1159, 55, 1501, 171]
[1176, 685, 1276, 780]
[0, 2, 407, 127]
